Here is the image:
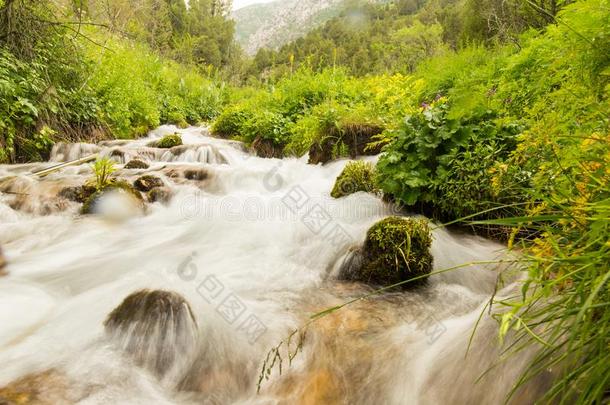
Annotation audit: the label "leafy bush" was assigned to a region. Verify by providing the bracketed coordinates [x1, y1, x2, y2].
[240, 110, 290, 145]
[377, 101, 520, 217]
[211, 104, 255, 138]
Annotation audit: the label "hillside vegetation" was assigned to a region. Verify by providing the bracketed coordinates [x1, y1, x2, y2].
[0, 0, 233, 163]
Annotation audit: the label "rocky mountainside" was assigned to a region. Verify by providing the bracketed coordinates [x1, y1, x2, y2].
[232, 0, 348, 55]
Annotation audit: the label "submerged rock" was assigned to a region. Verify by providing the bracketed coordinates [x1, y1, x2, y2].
[133, 175, 163, 192]
[331, 161, 378, 198]
[147, 187, 172, 204]
[0, 369, 73, 405]
[104, 289, 199, 379]
[81, 181, 143, 215]
[340, 217, 433, 289]
[184, 169, 208, 181]
[57, 185, 97, 203]
[124, 159, 149, 169]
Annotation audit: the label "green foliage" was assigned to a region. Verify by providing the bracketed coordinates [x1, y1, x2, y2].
[211, 104, 255, 138]
[240, 110, 290, 145]
[377, 102, 520, 213]
[91, 157, 117, 190]
[331, 160, 378, 198]
[155, 133, 183, 148]
[355, 216, 433, 288]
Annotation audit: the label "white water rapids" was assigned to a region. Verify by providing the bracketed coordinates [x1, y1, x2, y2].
[0, 126, 549, 404]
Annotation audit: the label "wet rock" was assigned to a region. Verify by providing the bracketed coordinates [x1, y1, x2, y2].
[81, 181, 143, 215]
[331, 161, 378, 198]
[147, 187, 172, 204]
[57, 185, 97, 203]
[0, 369, 73, 404]
[109, 148, 125, 160]
[308, 123, 384, 165]
[0, 246, 6, 276]
[41, 198, 71, 216]
[124, 159, 149, 170]
[252, 136, 283, 159]
[150, 134, 183, 149]
[308, 137, 335, 166]
[133, 175, 163, 192]
[184, 169, 208, 181]
[340, 217, 433, 289]
[104, 289, 198, 379]
[168, 145, 190, 156]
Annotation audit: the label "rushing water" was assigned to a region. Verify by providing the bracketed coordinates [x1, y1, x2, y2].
[0, 126, 548, 404]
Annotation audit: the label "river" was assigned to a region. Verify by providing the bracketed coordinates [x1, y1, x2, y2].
[0, 126, 548, 404]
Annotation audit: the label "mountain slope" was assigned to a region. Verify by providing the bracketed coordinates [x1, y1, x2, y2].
[232, 0, 349, 54]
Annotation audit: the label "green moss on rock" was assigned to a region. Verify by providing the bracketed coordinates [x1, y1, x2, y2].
[331, 161, 379, 198]
[155, 134, 183, 149]
[342, 217, 433, 289]
[81, 181, 143, 214]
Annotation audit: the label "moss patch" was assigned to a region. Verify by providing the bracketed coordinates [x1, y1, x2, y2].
[343, 217, 433, 289]
[331, 161, 379, 198]
[155, 134, 183, 149]
[81, 180, 143, 214]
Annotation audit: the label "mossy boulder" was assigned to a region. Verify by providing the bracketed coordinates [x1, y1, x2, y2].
[133, 175, 163, 192]
[340, 217, 433, 289]
[81, 181, 143, 215]
[124, 159, 149, 169]
[154, 134, 183, 149]
[331, 161, 379, 198]
[104, 290, 198, 378]
[58, 185, 97, 203]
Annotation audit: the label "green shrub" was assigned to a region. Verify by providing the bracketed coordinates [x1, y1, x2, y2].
[211, 104, 254, 138]
[376, 101, 520, 217]
[241, 110, 290, 145]
[90, 157, 117, 190]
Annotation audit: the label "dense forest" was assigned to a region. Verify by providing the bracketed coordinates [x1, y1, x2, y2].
[0, 0, 609, 402]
